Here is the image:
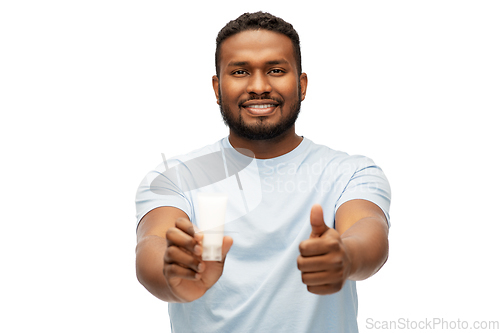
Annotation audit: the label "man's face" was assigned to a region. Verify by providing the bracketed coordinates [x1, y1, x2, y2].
[213, 30, 307, 141]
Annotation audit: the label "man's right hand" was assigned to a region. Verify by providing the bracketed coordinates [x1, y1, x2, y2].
[164, 217, 233, 302]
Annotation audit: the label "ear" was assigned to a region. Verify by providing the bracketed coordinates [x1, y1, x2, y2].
[299, 73, 308, 101]
[212, 75, 220, 105]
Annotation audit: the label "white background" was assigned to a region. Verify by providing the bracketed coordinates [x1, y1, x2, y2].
[1, 1, 499, 332]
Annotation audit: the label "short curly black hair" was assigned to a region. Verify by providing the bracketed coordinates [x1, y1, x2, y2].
[215, 11, 302, 77]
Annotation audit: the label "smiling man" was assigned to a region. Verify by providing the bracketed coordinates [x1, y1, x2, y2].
[214, 28, 307, 151]
[135, 12, 391, 333]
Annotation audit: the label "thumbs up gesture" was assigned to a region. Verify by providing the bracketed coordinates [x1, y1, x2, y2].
[297, 204, 352, 295]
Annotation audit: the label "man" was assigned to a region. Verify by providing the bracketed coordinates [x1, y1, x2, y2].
[136, 12, 391, 332]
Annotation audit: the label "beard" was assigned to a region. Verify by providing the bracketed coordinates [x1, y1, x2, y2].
[218, 85, 302, 141]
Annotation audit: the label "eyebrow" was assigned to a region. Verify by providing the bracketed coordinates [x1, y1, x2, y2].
[227, 59, 290, 67]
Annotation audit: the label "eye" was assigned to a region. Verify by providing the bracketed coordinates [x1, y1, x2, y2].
[232, 70, 248, 76]
[269, 69, 285, 75]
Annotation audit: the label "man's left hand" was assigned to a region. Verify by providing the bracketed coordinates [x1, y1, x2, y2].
[297, 204, 352, 295]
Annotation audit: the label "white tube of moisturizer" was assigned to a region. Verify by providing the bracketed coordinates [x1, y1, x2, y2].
[197, 193, 228, 261]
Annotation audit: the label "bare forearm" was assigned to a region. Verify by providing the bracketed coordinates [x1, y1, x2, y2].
[341, 217, 389, 281]
[136, 235, 181, 302]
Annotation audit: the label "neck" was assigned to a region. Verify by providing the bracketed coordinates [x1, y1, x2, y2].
[228, 126, 303, 159]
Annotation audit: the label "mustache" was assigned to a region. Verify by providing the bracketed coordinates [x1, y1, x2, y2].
[238, 95, 283, 106]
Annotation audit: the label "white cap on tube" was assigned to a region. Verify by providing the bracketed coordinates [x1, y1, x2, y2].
[202, 245, 222, 261]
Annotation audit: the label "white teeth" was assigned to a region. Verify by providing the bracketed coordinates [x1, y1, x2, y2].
[246, 104, 274, 109]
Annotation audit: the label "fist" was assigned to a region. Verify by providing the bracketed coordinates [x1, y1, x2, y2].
[164, 217, 233, 302]
[297, 204, 352, 295]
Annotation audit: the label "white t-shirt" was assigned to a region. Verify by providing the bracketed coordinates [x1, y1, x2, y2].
[136, 136, 391, 333]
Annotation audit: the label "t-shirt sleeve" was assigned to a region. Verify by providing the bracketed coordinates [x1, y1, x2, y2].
[135, 165, 193, 228]
[335, 156, 392, 226]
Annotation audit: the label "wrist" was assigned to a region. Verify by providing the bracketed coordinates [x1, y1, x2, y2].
[341, 236, 360, 281]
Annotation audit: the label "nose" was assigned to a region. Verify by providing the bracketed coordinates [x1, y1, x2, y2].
[246, 71, 271, 95]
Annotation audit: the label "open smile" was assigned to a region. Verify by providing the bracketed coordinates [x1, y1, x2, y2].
[241, 100, 280, 116]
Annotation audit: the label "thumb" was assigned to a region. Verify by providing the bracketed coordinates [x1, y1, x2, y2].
[310, 204, 329, 238]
